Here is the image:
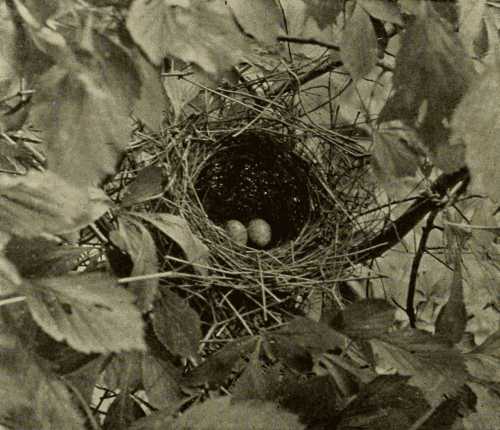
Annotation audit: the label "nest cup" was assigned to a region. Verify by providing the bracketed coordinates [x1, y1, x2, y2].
[195, 132, 316, 249]
[120, 113, 375, 341]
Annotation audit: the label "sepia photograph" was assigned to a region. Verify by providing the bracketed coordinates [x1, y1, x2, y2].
[0, 0, 499, 428]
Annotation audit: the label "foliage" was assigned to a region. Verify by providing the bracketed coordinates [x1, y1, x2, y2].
[0, 0, 499, 429]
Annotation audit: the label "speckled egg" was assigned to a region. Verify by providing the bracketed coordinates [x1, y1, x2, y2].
[247, 218, 272, 248]
[225, 220, 248, 245]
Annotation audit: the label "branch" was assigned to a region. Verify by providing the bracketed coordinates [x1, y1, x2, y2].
[406, 209, 439, 327]
[272, 35, 394, 97]
[270, 58, 343, 97]
[277, 35, 340, 51]
[350, 167, 470, 264]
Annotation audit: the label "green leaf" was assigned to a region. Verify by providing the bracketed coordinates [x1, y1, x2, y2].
[0, 170, 111, 238]
[12, 0, 70, 62]
[337, 375, 429, 430]
[134, 212, 209, 275]
[450, 65, 500, 201]
[329, 298, 397, 339]
[132, 50, 168, 130]
[302, 0, 343, 29]
[379, 4, 476, 173]
[102, 393, 146, 430]
[63, 355, 105, 405]
[0, 0, 52, 121]
[0, 232, 22, 294]
[110, 217, 159, 311]
[339, 380, 474, 430]
[421, 385, 477, 430]
[469, 199, 499, 261]
[34, 375, 86, 430]
[265, 316, 348, 372]
[79, 27, 141, 111]
[232, 350, 280, 401]
[0, 338, 35, 424]
[464, 382, 500, 429]
[142, 354, 183, 410]
[126, 0, 250, 76]
[226, 0, 283, 45]
[103, 351, 143, 392]
[359, 0, 403, 25]
[152, 289, 201, 359]
[184, 338, 257, 387]
[16, 0, 71, 24]
[264, 333, 313, 373]
[121, 165, 164, 208]
[166, 397, 305, 430]
[340, 1, 378, 81]
[5, 236, 84, 278]
[277, 375, 339, 428]
[29, 65, 131, 186]
[273, 316, 349, 354]
[458, 0, 487, 56]
[465, 330, 500, 384]
[0, 338, 85, 430]
[25, 272, 146, 353]
[0, 256, 21, 295]
[370, 128, 424, 195]
[435, 254, 467, 344]
[162, 62, 205, 122]
[129, 405, 187, 430]
[13, 310, 100, 375]
[370, 329, 467, 406]
[471, 329, 500, 359]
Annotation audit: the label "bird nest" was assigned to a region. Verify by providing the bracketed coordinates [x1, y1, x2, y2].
[121, 111, 377, 343]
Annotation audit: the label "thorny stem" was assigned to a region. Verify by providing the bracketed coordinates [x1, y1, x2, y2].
[406, 209, 439, 328]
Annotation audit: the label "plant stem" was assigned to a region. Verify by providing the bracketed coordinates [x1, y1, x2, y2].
[0, 296, 26, 307]
[406, 209, 439, 328]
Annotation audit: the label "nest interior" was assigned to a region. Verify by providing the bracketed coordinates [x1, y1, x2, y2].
[195, 132, 315, 248]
